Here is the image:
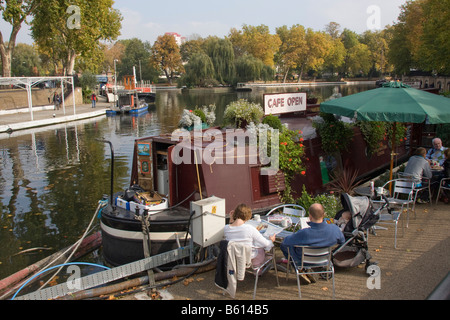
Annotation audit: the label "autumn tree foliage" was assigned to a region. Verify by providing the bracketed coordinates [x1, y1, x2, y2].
[151, 34, 184, 84]
[31, 0, 122, 75]
[388, 0, 450, 75]
[228, 24, 281, 68]
[2, 0, 448, 82]
[0, 0, 39, 77]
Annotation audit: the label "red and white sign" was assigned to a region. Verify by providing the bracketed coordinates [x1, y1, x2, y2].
[263, 92, 307, 115]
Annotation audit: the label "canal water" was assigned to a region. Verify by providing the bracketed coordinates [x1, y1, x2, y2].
[0, 83, 375, 279]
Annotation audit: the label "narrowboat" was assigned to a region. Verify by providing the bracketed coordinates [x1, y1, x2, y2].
[100, 92, 417, 266]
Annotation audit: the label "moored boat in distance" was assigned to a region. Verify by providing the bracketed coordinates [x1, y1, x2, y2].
[106, 74, 155, 115]
[236, 82, 252, 91]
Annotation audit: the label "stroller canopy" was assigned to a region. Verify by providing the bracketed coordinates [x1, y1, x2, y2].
[341, 193, 370, 229]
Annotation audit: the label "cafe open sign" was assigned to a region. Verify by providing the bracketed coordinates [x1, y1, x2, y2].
[264, 92, 307, 115]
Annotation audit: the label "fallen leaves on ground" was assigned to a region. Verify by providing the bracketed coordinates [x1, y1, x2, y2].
[183, 277, 195, 286]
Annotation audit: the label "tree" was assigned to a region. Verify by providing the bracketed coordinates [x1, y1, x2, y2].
[31, 0, 122, 75]
[178, 52, 215, 87]
[180, 37, 205, 62]
[275, 24, 306, 82]
[322, 36, 345, 77]
[79, 70, 97, 91]
[100, 41, 125, 74]
[228, 24, 281, 67]
[203, 37, 235, 85]
[387, 0, 422, 74]
[340, 29, 360, 77]
[296, 29, 331, 81]
[360, 30, 391, 77]
[418, 0, 450, 74]
[0, 0, 39, 77]
[346, 43, 372, 76]
[325, 22, 342, 40]
[151, 34, 184, 84]
[11, 43, 42, 76]
[116, 38, 158, 82]
[385, 0, 446, 75]
[386, 23, 413, 75]
[235, 54, 265, 82]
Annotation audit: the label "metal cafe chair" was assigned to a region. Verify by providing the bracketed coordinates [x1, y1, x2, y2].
[436, 178, 450, 205]
[217, 241, 280, 300]
[247, 246, 280, 300]
[372, 179, 415, 248]
[286, 246, 335, 299]
[397, 172, 432, 216]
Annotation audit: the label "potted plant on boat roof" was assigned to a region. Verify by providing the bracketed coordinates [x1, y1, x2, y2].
[223, 99, 264, 128]
[298, 88, 318, 105]
[306, 92, 318, 104]
[312, 112, 354, 154]
[179, 104, 216, 131]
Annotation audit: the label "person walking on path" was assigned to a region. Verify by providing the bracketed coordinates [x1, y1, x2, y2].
[53, 93, 60, 110]
[91, 93, 97, 108]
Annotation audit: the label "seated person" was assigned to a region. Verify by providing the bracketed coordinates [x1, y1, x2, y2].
[224, 204, 275, 268]
[404, 147, 433, 202]
[405, 147, 433, 182]
[438, 149, 450, 203]
[335, 210, 351, 231]
[280, 203, 345, 266]
[442, 148, 450, 179]
[426, 138, 447, 166]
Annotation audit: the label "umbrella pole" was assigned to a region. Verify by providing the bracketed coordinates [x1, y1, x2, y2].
[389, 122, 397, 193]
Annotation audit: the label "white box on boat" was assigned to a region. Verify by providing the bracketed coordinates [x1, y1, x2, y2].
[116, 197, 130, 210]
[115, 197, 168, 215]
[190, 196, 225, 247]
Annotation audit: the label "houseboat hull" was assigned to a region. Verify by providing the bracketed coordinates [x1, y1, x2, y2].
[100, 192, 191, 266]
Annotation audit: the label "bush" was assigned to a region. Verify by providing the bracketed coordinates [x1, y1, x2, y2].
[262, 114, 283, 130]
[223, 99, 264, 128]
[296, 185, 342, 218]
[193, 109, 206, 123]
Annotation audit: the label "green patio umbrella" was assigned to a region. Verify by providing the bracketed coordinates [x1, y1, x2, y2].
[321, 82, 450, 124]
[320, 81, 450, 182]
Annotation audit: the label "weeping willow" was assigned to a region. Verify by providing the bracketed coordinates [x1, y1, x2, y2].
[235, 54, 264, 82]
[180, 52, 215, 87]
[204, 38, 235, 85]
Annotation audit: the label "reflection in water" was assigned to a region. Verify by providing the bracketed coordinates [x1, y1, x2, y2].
[0, 84, 375, 279]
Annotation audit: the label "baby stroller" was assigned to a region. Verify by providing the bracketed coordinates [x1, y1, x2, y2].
[332, 193, 389, 271]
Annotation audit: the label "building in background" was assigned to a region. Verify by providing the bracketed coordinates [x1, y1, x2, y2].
[164, 32, 186, 46]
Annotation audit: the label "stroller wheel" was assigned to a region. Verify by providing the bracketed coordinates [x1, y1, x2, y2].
[318, 267, 333, 280]
[320, 273, 332, 280]
[365, 261, 378, 274]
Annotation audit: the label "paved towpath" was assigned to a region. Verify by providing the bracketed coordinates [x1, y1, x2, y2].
[0, 97, 109, 134]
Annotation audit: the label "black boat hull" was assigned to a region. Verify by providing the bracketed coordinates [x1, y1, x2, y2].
[100, 203, 191, 267]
